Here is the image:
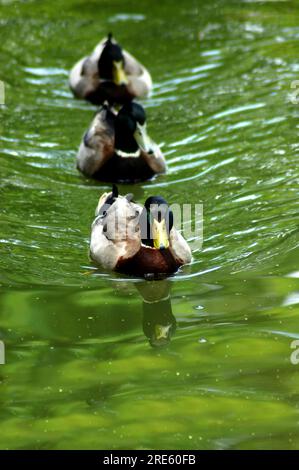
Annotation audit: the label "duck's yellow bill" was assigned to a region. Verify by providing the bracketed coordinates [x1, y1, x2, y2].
[95, 192, 109, 215]
[152, 218, 169, 250]
[134, 123, 153, 153]
[113, 61, 129, 86]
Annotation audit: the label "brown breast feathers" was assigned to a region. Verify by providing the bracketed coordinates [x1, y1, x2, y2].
[116, 246, 180, 276]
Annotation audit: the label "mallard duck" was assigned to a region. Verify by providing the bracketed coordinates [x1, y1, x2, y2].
[77, 102, 166, 183]
[90, 186, 192, 276]
[69, 33, 152, 105]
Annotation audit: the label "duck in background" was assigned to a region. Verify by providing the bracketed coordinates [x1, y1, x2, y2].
[69, 33, 152, 105]
[89, 186, 192, 276]
[77, 102, 166, 183]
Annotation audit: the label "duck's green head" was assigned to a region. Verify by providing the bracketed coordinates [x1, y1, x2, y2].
[141, 196, 174, 250]
[115, 102, 154, 154]
[98, 33, 128, 86]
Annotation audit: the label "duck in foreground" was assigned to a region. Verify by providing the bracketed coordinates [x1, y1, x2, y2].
[69, 33, 152, 105]
[90, 186, 192, 276]
[77, 102, 166, 183]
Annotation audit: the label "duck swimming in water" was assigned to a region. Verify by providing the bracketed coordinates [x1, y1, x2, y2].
[89, 186, 192, 276]
[69, 33, 152, 106]
[77, 102, 166, 183]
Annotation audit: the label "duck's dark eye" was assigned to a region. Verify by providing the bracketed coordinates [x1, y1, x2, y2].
[128, 210, 139, 221]
[98, 209, 107, 219]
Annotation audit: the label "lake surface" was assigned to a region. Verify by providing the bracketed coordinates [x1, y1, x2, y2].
[1, 0, 299, 450]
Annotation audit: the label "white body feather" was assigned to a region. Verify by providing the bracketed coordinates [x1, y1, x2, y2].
[90, 195, 142, 270]
[76, 108, 115, 176]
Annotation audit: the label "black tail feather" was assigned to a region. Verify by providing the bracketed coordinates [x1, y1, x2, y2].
[112, 184, 118, 199]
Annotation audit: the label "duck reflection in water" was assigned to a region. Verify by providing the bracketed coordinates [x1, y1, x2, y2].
[136, 279, 176, 348]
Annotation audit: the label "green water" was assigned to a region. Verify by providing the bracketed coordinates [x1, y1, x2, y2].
[1, 0, 299, 450]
